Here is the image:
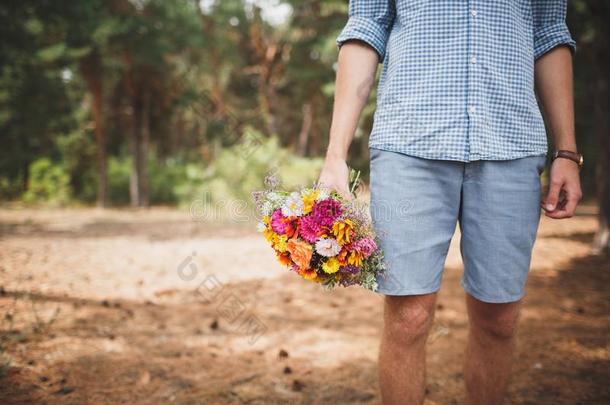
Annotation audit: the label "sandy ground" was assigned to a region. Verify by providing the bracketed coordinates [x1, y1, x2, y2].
[0, 206, 608, 404]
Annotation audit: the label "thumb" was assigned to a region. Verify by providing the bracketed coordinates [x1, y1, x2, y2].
[337, 185, 354, 201]
[544, 180, 562, 211]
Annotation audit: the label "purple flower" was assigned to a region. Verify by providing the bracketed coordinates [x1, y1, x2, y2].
[312, 198, 343, 227]
[339, 276, 359, 287]
[299, 215, 321, 243]
[339, 265, 361, 275]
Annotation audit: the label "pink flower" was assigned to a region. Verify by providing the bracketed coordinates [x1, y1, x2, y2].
[299, 215, 321, 243]
[352, 237, 377, 257]
[271, 209, 288, 234]
[312, 198, 343, 227]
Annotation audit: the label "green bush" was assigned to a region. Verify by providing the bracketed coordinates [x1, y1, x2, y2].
[175, 128, 324, 212]
[149, 157, 187, 205]
[55, 130, 98, 203]
[0, 174, 24, 201]
[19, 129, 323, 208]
[107, 156, 131, 205]
[106, 155, 188, 205]
[23, 158, 71, 205]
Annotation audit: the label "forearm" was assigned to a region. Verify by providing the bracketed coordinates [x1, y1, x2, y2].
[535, 45, 582, 218]
[534, 46, 577, 151]
[326, 41, 379, 161]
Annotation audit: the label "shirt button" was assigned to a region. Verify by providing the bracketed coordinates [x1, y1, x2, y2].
[468, 106, 476, 114]
[471, 9, 478, 17]
[471, 56, 477, 64]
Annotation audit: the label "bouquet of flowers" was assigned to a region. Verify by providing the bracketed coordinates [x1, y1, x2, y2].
[252, 171, 385, 291]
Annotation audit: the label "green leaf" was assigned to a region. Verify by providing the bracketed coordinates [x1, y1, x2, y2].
[36, 43, 67, 62]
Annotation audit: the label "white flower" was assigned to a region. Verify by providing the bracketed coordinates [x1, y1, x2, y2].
[300, 188, 314, 197]
[256, 221, 267, 232]
[267, 191, 283, 203]
[281, 192, 304, 217]
[315, 237, 341, 257]
[316, 188, 330, 201]
[260, 201, 273, 216]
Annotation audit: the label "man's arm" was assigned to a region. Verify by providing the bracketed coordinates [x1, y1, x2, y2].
[319, 0, 395, 196]
[535, 46, 582, 218]
[318, 41, 378, 197]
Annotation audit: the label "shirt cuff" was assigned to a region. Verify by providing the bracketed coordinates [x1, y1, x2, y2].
[336, 16, 390, 62]
[534, 21, 577, 60]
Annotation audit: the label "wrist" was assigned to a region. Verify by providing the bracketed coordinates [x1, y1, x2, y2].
[551, 137, 577, 153]
[325, 148, 348, 162]
[552, 149, 583, 169]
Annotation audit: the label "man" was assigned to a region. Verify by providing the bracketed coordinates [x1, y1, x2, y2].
[319, 1, 582, 403]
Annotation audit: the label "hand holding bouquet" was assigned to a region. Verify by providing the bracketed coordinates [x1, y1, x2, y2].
[253, 172, 385, 291]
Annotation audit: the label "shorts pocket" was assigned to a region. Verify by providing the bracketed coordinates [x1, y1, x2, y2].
[535, 155, 547, 176]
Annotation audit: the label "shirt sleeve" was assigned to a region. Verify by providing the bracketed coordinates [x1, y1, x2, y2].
[336, 0, 396, 62]
[532, 0, 576, 60]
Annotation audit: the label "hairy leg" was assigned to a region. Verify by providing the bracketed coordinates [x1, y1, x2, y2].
[464, 294, 522, 405]
[378, 293, 437, 405]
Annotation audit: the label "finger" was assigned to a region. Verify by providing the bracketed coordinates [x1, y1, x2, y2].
[338, 187, 354, 200]
[559, 187, 581, 218]
[562, 197, 578, 218]
[545, 206, 567, 219]
[544, 198, 573, 219]
[543, 179, 563, 212]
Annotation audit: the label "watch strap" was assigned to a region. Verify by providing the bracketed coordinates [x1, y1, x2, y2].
[553, 150, 583, 168]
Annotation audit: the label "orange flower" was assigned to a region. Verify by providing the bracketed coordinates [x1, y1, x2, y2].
[276, 251, 292, 266]
[298, 267, 317, 281]
[336, 249, 349, 265]
[287, 238, 313, 269]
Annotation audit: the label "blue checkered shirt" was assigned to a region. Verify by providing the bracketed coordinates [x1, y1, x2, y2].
[337, 1, 576, 162]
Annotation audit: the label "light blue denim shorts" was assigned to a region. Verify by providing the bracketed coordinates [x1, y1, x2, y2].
[370, 148, 546, 303]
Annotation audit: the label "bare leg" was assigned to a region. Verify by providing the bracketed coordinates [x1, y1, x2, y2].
[378, 293, 437, 405]
[464, 294, 522, 405]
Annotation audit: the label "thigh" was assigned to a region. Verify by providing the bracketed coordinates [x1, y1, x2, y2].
[369, 148, 462, 295]
[459, 155, 546, 303]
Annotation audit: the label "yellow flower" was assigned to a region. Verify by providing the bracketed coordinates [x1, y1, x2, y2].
[332, 219, 354, 245]
[347, 251, 363, 267]
[301, 190, 319, 214]
[322, 257, 341, 274]
[263, 228, 276, 243]
[273, 234, 288, 252]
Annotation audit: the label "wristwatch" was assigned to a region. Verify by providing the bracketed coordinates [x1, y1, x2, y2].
[552, 150, 584, 169]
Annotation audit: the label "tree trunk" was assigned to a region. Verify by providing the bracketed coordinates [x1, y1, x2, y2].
[79, 49, 108, 207]
[129, 93, 142, 207]
[590, 1, 610, 254]
[128, 89, 150, 208]
[297, 102, 313, 156]
[592, 59, 610, 255]
[139, 89, 150, 207]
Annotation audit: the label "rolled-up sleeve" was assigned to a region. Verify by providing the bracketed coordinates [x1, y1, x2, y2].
[336, 0, 396, 62]
[532, 0, 576, 60]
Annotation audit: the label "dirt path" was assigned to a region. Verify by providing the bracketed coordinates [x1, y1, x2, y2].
[0, 207, 608, 404]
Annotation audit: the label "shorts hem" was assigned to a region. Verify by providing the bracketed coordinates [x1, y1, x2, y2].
[461, 281, 525, 304]
[375, 286, 441, 297]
